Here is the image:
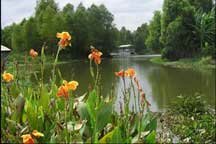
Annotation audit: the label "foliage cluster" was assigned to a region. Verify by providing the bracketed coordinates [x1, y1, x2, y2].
[1, 0, 215, 60]
[1, 33, 157, 143]
[164, 94, 216, 143]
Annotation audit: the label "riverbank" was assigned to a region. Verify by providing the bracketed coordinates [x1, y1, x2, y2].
[150, 56, 216, 70]
[156, 95, 216, 143]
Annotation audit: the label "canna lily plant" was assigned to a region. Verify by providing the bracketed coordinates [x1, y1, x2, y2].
[1, 31, 157, 144]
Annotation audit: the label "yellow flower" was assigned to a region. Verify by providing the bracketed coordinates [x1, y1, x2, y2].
[21, 134, 34, 144]
[29, 49, 38, 58]
[2, 72, 14, 82]
[88, 46, 103, 64]
[56, 32, 71, 48]
[63, 80, 79, 91]
[67, 81, 79, 91]
[125, 68, 135, 78]
[56, 32, 71, 41]
[32, 130, 44, 138]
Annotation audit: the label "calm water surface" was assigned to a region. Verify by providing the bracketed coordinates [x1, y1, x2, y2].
[42, 57, 215, 112]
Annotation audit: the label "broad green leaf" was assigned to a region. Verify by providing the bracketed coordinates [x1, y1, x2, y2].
[144, 117, 157, 131]
[86, 90, 97, 119]
[77, 102, 91, 122]
[144, 130, 156, 143]
[39, 87, 49, 111]
[96, 102, 112, 132]
[111, 127, 124, 143]
[99, 129, 115, 143]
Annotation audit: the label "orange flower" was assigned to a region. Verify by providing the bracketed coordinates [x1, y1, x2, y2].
[88, 47, 103, 64]
[32, 130, 44, 138]
[115, 69, 124, 77]
[57, 85, 69, 98]
[56, 32, 71, 41]
[56, 32, 71, 48]
[57, 80, 79, 99]
[21, 134, 34, 144]
[2, 72, 14, 82]
[125, 68, 135, 77]
[29, 49, 38, 58]
[63, 80, 79, 91]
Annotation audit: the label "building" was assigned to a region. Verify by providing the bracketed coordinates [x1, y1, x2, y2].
[110, 44, 135, 57]
[1, 45, 11, 72]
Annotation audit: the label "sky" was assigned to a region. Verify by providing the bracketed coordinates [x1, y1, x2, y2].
[1, 0, 164, 31]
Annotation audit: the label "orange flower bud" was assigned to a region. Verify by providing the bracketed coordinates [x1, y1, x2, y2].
[115, 69, 124, 77]
[29, 49, 38, 58]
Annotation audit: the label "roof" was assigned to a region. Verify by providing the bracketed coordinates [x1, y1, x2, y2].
[1, 45, 11, 52]
[119, 44, 133, 48]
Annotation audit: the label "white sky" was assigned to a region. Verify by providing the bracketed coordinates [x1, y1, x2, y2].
[1, 0, 163, 31]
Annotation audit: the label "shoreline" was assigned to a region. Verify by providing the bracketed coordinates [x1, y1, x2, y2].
[150, 57, 216, 70]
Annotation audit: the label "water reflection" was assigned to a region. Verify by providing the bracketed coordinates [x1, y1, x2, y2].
[38, 58, 215, 112]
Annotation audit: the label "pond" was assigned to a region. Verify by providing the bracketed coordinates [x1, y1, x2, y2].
[41, 56, 215, 112]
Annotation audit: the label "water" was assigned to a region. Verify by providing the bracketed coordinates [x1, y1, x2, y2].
[41, 57, 215, 112]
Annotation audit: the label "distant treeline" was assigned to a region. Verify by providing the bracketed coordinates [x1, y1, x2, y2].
[1, 0, 215, 60]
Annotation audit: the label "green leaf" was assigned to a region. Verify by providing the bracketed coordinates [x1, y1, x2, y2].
[144, 130, 156, 143]
[99, 127, 124, 143]
[111, 127, 124, 143]
[99, 129, 115, 143]
[96, 102, 112, 132]
[39, 87, 49, 111]
[86, 90, 97, 118]
[77, 102, 91, 122]
[143, 113, 157, 131]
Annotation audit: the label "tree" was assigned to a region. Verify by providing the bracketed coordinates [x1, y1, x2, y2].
[188, 0, 213, 12]
[23, 17, 41, 52]
[193, 7, 216, 58]
[11, 24, 25, 52]
[72, 3, 89, 58]
[133, 23, 149, 53]
[145, 11, 162, 53]
[87, 4, 115, 54]
[119, 27, 133, 45]
[161, 0, 199, 60]
[1, 25, 14, 48]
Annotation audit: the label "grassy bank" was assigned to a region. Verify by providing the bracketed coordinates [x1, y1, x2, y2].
[157, 94, 215, 143]
[150, 56, 216, 70]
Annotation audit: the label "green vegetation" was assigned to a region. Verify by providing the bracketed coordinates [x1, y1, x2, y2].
[2, 0, 215, 61]
[150, 56, 216, 70]
[145, 11, 162, 53]
[159, 94, 215, 143]
[1, 0, 117, 59]
[1, 37, 157, 143]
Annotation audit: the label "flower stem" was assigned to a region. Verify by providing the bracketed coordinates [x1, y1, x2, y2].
[65, 100, 68, 143]
[131, 79, 137, 113]
[53, 46, 61, 81]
